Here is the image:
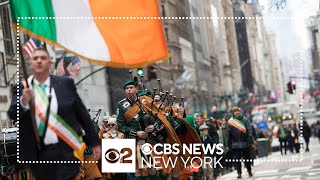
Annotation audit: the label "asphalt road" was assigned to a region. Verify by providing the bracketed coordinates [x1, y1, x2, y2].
[220, 137, 320, 180]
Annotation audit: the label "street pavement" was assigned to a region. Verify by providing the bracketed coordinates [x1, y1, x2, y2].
[220, 137, 320, 180]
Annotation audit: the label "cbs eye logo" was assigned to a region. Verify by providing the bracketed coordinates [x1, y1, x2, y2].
[141, 143, 153, 155]
[105, 147, 133, 164]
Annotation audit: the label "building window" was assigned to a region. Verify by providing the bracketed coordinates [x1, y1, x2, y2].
[161, 4, 166, 17]
[0, 3, 14, 57]
[196, 42, 203, 52]
[0, 52, 7, 87]
[165, 27, 169, 41]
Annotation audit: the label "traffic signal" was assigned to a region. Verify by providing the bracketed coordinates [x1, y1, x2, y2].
[287, 81, 293, 94]
[147, 65, 157, 80]
[137, 68, 144, 76]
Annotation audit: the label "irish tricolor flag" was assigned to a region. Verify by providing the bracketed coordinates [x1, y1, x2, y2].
[10, 0, 170, 68]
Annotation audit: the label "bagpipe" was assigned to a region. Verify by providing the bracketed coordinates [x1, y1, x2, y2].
[88, 108, 102, 123]
[125, 70, 187, 140]
[83, 108, 102, 157]
[88, 108, 102, 132]
[125, 70, 203, 171]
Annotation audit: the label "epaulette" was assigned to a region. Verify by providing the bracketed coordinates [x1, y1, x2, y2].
[118, 98, 128, 105]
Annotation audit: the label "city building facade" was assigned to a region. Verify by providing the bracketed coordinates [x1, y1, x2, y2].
[0, 3, 17, 128]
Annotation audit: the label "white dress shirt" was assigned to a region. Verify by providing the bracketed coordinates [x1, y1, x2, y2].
[20, 76, 59, 145]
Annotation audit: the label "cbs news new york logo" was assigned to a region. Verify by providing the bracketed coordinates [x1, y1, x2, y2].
[102, 139, 136, 173]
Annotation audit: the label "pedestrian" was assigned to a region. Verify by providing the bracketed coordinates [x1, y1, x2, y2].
[8, 47, 101, 180]
[227, 107, 253, 178]
[250, 124, 257, 165]
[316, 121, 320, 143]
[277, 124, 288, 155]
[199, 124, 215, 180]
[98, 115, 111, 139]
[287, 124, 295, 153]
[103, 117, 124, 139]
[195, 113, 220, 178]
[287, 124, 299, 153]
[211, 118, 218, 129]
[194, 113, 219, 178]
[217, 119, 228, 152]
[217, 119, 229, 175]
[195, 113, 219, 144]
[293, 124, 300, 153]
[224, 117, 233, 173]
[102, 117, 127, 180]
[302, 121, 311, 152]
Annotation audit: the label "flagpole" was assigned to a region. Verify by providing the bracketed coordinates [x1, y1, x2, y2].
[18, 36, 42, 151]
[43, 42, 47, 50]
[19, 43, 29, 88]
[75, 67, 106, 86]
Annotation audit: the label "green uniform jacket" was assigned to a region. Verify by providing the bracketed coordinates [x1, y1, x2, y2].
[116, 98, 143, 139]
[116, 98, 163, 140]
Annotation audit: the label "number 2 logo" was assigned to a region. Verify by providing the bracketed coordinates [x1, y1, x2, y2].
[105, 148, 133, 164]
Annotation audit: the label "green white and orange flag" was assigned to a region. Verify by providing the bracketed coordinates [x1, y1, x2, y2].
[10, 0, 170, 68]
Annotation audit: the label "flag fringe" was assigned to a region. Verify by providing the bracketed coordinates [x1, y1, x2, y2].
[13, 24, 171, 68]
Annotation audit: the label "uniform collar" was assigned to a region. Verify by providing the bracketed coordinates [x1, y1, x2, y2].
[27, 75, 51, 87]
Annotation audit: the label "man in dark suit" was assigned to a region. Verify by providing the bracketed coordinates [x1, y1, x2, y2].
[8, 47, 101, 180]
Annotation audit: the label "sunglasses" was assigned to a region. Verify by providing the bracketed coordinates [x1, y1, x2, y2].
[108, 124, 116, 127]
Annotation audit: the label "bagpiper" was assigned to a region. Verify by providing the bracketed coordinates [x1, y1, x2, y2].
[116, 75, 159, 180]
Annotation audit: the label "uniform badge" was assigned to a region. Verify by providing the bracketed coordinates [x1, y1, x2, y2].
[123, 101, 130, 108]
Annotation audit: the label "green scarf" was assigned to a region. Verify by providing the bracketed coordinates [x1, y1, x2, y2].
[280, 128, 286, 138]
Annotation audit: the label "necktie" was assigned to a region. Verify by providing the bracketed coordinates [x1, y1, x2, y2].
[39, 83, 46, 95]
[38, 83, 46, 136]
